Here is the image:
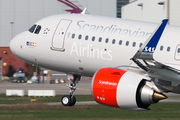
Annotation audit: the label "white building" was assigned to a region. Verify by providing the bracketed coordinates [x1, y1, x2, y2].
[0, 0, 116, 47]
[122, 0, 180, 26]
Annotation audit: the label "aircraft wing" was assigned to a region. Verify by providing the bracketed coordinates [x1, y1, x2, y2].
[131, 19, 180, 92]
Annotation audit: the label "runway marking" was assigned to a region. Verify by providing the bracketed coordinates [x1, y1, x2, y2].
[59, 86, 91, 91]
[52, 74, 67, 76]
[76, 88, 91, 91]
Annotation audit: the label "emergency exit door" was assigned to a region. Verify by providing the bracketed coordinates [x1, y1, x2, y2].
[52, 19, 72, 51]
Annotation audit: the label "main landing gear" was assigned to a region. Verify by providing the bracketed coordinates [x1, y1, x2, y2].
[61, 74, 81, 106]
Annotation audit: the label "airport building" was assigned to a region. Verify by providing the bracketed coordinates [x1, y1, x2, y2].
[117, 0, 130, 18]
[0, 47, 26, 80]
[122, 0, 180, 26]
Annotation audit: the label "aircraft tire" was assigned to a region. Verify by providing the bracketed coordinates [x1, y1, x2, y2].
[61, 95, 71, 106]
[69, 95, 76, 106]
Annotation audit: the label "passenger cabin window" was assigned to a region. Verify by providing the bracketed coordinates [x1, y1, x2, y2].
[167, 47, 170, 52]
[119, 40, 122, 45]
[78, 34, 82, 39]
[99, 37, 102, 42]
[112, 39, 116, 44]
[132, 42, 136, 47]
[92, 36, 95, 41]
[29, 24, 37, 33]
[139, 43, 143, 47]
[34, 25, 41, 34]
[85, 35, 88, 40]
[72, 34, 75, 39]
[160, 46, 164, 51]
[126, 41, 129, 46]
[105, 38, 109, 43]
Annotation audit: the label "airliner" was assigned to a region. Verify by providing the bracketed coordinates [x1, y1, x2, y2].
[10, 9, 180, 110]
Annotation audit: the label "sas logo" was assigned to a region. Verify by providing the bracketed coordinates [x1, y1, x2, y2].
[26, 41, 37, 47]
[143, 46, 155, 53]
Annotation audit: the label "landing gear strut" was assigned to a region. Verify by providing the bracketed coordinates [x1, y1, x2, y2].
[61, 74, 81, 106]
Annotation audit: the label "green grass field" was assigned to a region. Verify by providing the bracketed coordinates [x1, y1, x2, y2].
[0, 103, 180, 120]
[0, 95, 180, 120]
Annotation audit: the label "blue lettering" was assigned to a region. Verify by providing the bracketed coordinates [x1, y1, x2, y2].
[75, 20, 151, 39]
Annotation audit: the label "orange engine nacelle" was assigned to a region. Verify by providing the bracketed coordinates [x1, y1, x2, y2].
[91, 68, 126, 108]
[91, 68, 166, 111]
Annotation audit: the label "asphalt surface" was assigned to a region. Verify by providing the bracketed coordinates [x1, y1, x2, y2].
[0, 101, 98, 107]
[0, 99, 179, 107]
[1, 73, 180, 105]
[0, 76, 92, 95]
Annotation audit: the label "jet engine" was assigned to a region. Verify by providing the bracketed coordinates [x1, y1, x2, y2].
[91, 68, 167, 111]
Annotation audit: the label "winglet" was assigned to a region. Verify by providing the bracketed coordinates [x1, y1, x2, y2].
[133, 19, 168, 60]
[142, 19, 168, 53]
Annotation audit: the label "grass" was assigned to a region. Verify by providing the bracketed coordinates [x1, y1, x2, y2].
[0, 94, 94, 104]
[0, 103, 180, 120]
[0, 94, 180, 120]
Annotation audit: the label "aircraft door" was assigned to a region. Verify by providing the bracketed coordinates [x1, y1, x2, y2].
[175, 45, 180, 60]
[51, 19, 72, 51]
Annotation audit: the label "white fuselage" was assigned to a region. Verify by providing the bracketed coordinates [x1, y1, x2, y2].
[10, 14, 180, 76]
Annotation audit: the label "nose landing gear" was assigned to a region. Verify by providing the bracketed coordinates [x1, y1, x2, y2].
[61, 74, 80, 106]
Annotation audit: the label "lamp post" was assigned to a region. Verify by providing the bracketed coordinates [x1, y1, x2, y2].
[10, 22, 14, 39]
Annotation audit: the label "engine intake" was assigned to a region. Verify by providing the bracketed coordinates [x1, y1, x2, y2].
[91, 68, 167, 111]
